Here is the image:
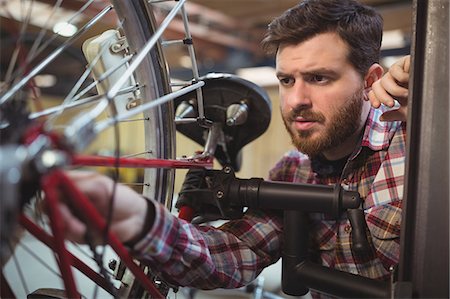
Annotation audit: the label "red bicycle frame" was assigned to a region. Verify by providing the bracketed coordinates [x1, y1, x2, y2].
[4, 152, 212, 298]
[20, 170, 163, 298]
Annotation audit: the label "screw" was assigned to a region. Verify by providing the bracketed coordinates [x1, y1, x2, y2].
[108, 259, 117, 271]
[126, 98, 140, 110]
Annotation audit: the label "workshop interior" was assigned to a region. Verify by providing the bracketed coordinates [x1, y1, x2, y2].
[0, 0, 448, 298]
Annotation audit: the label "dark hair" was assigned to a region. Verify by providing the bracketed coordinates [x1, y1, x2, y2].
[261, 0, 383, 77]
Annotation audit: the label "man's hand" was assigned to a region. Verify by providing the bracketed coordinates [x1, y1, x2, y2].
[59, 171, 149, 245]
[368, 55, 411, 122]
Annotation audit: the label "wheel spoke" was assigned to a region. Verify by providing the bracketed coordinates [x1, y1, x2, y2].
[0, 4, 114, 105]
[7, 241, 30, 295]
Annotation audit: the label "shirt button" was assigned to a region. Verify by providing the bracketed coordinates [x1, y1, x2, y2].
[344, 224, 352, 233]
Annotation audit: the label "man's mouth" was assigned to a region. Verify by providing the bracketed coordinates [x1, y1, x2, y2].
[292, 116, 318, 130]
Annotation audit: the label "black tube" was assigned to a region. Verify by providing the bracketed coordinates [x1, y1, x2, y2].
[282, 210, 309, 296]
[296, 261, 390, 298]
[347, 208, 372, 255]
[235, 179, 360, 217]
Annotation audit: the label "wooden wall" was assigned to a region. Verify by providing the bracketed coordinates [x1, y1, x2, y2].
[174, 85, 294, 194]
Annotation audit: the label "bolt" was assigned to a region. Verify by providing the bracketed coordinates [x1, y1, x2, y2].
[126, 98, 140, 110]
[38, 150, 67, 171]
[108, 259, 117, 271]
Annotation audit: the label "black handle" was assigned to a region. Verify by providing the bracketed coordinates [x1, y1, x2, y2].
[347, 208, 372, 255]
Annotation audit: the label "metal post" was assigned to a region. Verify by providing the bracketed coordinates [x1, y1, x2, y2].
[397, 0, 449, 298]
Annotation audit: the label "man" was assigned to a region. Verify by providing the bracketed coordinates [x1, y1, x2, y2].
[61, 0, 410, 296]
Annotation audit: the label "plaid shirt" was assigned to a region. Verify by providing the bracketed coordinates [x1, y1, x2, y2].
[134, 107, 406, 293]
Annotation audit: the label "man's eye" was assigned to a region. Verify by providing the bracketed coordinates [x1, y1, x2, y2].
[279, 77, 294, 86]
[308, 75, 328, 84]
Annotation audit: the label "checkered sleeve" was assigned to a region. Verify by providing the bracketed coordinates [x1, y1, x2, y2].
[133, 202, 283, 289]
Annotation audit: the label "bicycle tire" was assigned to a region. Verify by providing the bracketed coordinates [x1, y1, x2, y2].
[113, 1, 176, 209]
[111, 2, 176, 297]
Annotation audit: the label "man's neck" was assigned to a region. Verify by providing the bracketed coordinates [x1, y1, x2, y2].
[322, 130, 361, 160]
[322, 105, 370, 161]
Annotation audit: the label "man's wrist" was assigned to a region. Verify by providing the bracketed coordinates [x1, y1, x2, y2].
[124, 197, 155, 248]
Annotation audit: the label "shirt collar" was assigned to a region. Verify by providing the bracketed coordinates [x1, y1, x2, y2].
[360, 107, 403, 152]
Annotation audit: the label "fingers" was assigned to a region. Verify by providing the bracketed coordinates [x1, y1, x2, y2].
[65, 170, 114, 213]
[59, 203, 87, 244]
[390, 55, 411, 84]
[366, 55, 410, 122]
[369, 73, 408, 107]
[63, 170, 149, 243]
[389, 61, 409, 85]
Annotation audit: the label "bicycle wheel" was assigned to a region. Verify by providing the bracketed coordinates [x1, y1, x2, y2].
[113, 0, 176, 209]
[1, 0, 178, 298]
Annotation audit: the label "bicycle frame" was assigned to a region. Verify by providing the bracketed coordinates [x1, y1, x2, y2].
[2, 146, 213, 299]
[20, 169, 164, 298]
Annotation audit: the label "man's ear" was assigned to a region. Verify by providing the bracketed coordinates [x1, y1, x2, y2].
[364, 63, 384, 88]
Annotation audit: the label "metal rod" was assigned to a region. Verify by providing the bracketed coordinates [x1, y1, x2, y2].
[0, 5, 113, 105]
[398, 0, 449, 297]
[175, 117, 198, 124]
[7, 0, 96, 84]
[180, 4, 205, 119]
[25, 0, 63, 68]
[106, 0, 186, 100]
[161, 39, 185, 46]
[44, 37, 115, 128]
[72, 155, 213, 169]
[29, 85, 138, 120]
[65, 54, 133, 104]
[26, 0, 96, 67]
[95, 80, 204, 133]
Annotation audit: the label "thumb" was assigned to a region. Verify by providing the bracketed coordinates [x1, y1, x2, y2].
[59, 203, 87, 244]
[403, 55, 411, 73]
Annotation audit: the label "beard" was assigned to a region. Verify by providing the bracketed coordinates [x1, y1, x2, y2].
[282, 89, 364, 157]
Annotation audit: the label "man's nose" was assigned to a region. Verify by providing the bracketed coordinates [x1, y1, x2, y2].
[285, 81, 312, 109]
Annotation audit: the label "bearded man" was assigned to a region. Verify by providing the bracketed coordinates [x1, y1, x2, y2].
[61, 0, 409, 297]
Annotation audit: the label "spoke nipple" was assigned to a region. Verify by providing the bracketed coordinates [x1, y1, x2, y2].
[108, 259, 117, 270]
[126, 98, 140, 110]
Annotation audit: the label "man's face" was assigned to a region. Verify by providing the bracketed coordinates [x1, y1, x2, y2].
[276, 32, 369, 158]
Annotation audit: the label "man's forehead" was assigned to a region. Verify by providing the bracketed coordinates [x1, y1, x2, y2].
[275, 34, 351, 72]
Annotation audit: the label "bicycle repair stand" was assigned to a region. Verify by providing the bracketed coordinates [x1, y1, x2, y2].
[178, 166, 398, 298]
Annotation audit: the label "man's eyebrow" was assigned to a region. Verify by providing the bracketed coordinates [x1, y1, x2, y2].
[276, 68, 339, 78]
[301, 68, 339, 76]
[275, 71, 291, 77]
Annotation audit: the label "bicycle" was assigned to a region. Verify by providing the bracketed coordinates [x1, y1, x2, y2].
[0, 1, 272, 298]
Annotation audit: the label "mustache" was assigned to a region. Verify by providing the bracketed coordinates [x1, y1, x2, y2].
[287, 107, 325, 123]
